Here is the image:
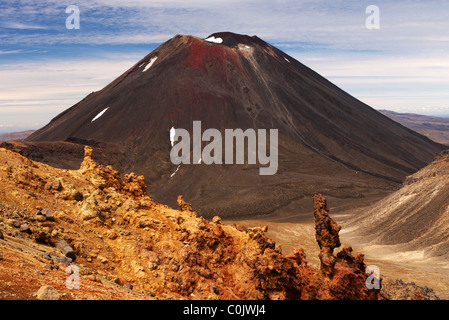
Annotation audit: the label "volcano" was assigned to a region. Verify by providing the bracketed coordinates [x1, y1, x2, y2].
[21, 32, 445, 218]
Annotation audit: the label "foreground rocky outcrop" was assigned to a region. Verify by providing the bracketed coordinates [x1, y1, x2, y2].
[0, 146, 429, 299]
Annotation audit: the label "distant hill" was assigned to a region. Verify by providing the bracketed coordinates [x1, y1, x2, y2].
[379, 110, 449, 146]
[0, 130, 35, 142]
[343, 149, 449, 261]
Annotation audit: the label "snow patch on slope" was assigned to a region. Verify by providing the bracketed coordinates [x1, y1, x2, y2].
[170, 165, 180, 178]
[170, 126, 176, 147]
[91, 107, 109, 122]
[142, 56, 158, 72]
[205, 36, 223, 44]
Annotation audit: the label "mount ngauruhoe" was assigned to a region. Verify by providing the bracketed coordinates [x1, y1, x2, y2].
[11, 32, 445, 218]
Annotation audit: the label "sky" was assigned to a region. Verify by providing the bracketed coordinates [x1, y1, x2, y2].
[0, 0, 448, 133]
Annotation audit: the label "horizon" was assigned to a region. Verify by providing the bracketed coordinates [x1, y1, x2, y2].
[1, 1, 448, 133]
[2, 110, 449, 136]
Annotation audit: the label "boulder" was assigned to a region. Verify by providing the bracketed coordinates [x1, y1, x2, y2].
[57, 239, 77, 262]
[35, 285, 60, 300]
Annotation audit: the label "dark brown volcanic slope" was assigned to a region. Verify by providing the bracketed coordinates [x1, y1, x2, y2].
[21, 32, 445, 218]
[379, 110, 449, 146]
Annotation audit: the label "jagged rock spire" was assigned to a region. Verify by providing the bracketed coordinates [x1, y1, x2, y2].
[313, 193, 341, 277]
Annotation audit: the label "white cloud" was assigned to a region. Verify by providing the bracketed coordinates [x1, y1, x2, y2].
[0, 54, 143, 128]
[0, 50, 23, 55]
[293, 52, 449, 115]
[2, 22, 49, 30]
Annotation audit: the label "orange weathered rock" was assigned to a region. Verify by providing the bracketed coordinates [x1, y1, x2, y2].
[313, 193, 341, 277]
[123, 172, 147, 198]
[0, 147, 388, 300]
[79, 146, 123, 190]
[177, 195, 193, 212]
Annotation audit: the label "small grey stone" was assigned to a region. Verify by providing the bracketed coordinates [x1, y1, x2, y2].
[124, 283, 133, 290]
[56, 239, 70, 249]
[51, 179, 63, 191]
[12, 220, 20, 228]
[63, 246, 77, 262]
[20, 224, 31, 234]
[41, 208, 54, 221]
[55, 256, 72, 265]
[56, 240, 77, 261]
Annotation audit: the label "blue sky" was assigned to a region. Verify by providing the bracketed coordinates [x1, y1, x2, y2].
[0, 0, 448, 133]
